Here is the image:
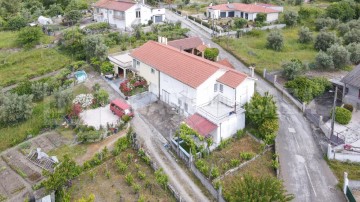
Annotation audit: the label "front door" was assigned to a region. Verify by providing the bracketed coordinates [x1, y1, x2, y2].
[162, 90, 169, 104]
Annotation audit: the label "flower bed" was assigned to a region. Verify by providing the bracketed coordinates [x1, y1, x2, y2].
[119, 76, 148, 96]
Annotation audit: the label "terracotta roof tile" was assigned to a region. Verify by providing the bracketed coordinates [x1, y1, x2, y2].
[168, 37, 203, 50]
[94, 0, 135, 11]
[185, 113, 217, 136]
[217, 70, 247, 88]
[196, 44, 208, 52]
[208, 3, 280, 13]
[217, 59, 234, 69]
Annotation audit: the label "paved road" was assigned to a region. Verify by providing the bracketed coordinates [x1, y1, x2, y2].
[166, 10, 346, 202]
[132, 114, 210, 202]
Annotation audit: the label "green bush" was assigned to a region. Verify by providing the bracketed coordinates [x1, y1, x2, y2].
[267, 29, 283, 51]
[343, 104, 354, 112]
[282, 59, 304, 80]
[334, 107, 352, 125]
[125, 173, 134, 186]
[122, 115, 131, 123]
[115, 159, 128, 174]
[240, 152, 254, 160]
[234, 18, 247, 29]
[235, 129, 246, 139]
[230, 159, 240, 167]
[17, 27, 43, 48]
[211, 166, 220, 179]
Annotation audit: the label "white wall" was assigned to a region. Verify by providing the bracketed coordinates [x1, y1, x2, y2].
[160, 72, 197, 116]
[236, 78, 255, 106]
[94, 8, 126, 29]
[136, 60, 160, 97]
[214, 111, 245, 143]
[266, 13, 279, 22]
[196, 69, 226, 106]
[328, 144, 360, 163]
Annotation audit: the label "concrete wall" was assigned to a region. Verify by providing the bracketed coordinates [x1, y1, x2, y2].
[327, 144, 360, 163]
[214, 112, 245, 143]
[160, 72, 197, 116]
[344, 85, 360, 107]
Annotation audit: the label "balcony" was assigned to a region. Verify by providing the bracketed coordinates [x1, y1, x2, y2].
[113, 15, 125, 20]
[196, 94, 244, 125]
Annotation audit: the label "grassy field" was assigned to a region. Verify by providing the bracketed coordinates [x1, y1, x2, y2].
[215, 27, 318, 73]
[202, 135, 262, 175]
[0, 85, 90, 152]
[327, 160, 360, 187]
[0, 48, 73, 87]
[221, 150, 276, 200]
[0, 31, 54, 49]
[69, 148, 176, 201]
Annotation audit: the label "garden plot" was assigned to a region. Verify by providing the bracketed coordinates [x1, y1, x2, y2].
[2, 150, 43, 183]
[31, 135, 57, 152]
[0, 159, 27, 198]
[79, 104, 120, 130]
[46, 130, 73, 147]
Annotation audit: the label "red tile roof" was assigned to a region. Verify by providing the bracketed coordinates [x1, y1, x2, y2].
[217, 71, 247, 88]
[111, 99, 131, 110]
[217, 59, 234, 69]
[94, 0, 135, 11]
[196, 44, 208, 52]
[208, 3, 279, 13]
[185, 113, 217, 137]
[168, 37, 203, 50]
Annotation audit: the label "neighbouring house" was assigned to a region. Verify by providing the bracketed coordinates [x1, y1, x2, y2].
[93, 0, 165, 30]
[341, 64, 360, 109]
[108, 51, 134, 78]
[167, 36, 208, 57]
[217, 58, 234, 69]
[129, 39, 256, 144]
[207, 2, 282, 22]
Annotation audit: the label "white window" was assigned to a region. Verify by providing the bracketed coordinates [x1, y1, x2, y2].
[136, 61, 140, 66]
[151, 68, 155, 74]
[220, 84, 223, 93]
[214, 84, 217, 92]
[178, 99, 182, 106]
[184, 103, 188, 112]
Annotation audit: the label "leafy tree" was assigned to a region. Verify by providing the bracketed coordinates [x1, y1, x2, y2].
[31, 82, 49, 101]
[282, 59, 304, 80]
[244, 92, 277, 129]
[94, 89, 109, 106]
[233, 18, 247, 29]
[258, 118, 279, 144]
[223, 175, 294, 202]
[284, 11, 298, 27]
[65, 0, 88, 11]
[64, 10, 82, 25]
[42, 155, 82, 192]
[294, 0, 302, 6]
[298, 6, 324, 22]
[6, 16, 27, 30]
[54, 87, 73, 108]
[314, 17, 338, 31]
[344, 29, 360, 45]
[285, 77, 331, 102]
[338, 24, 350, 36]
[0, 0, 21, 18]
[204, 48, 219, 61]
[47, 4, 64, 17]
[267, 29, 283, 51]
[298, 26, 313, 43]
[17, 27, 43, 48]
[61, 27, 85, 59]
[83, 35, 108, 62]
[0, 92, 33, 124]
[255, 13, 266, 24]
[314, 31, 339, 51]
[315, 51, 334, 69]
[346, 43, 360, 64]
[326, 1, 355, 22]
[327, 44, 350, 69]
[11, 81, 33, 95]
[100, 61, 113, 74]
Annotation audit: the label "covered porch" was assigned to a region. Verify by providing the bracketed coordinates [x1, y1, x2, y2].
[108, 52, 136, 79]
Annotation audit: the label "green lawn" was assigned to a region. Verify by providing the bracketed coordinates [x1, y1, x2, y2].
[327, 160, 360, 187]
[215, 27, 318, 73]
[0, 31, 54, 49]
[0, 85, 90, 152]
[0, 48, 73, 87]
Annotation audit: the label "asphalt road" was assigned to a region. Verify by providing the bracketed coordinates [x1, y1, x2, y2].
[165, 10, 346, 202]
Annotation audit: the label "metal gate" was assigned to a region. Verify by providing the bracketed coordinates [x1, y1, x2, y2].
[347, 187, 357, 202]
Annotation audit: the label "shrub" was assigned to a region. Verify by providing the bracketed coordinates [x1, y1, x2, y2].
[125, 173, 134, 186]
[7, 16, 27, 30]
[211, 166, 220, 179]
[155, 169, 168, 189]
[315, 17, 338, 31]
[284, 11, 298, 27]
[282, 59, 304, 80]
[240, 152, 254, 160]
[285, 77, 331, 102]
[122, 115, 131, 123]
[315, 51, 334, 69]
[343, 104, 354, 112]
[204, 48, 219, 61]
[327, 44, 350, 69]
[230, 159, 240, 167]
[31, 82, 49, 101]
[233, 18, 247, 29]
[246, 29, 263, 37]
[148, 19, 153, 25]
[326, 1, 355, 22]
[17, 27, 43, 48]
[77, 130, 102, 143]
[115, 159, 128, 174]
[346, 43, 360, 64]
[132, 183, 141, 193]
[255, 13, 266, 24]
[137, 170, 146, 180]
[267, 29, 283, 51]
[64, 10, 82, 25]
[0, 92, 33, 124]
[244, 92, 277, 128]
[84, 22, 110, 33]
[259, 118, 279, 137]
[338, 24, 350, 36]
[11, 80, 33, 95]
[314, 31, 339, 51]
[94, 89, 109, 106]
[334, 107, 352, 125]
[298, 26, 313, 44]
[235, 129, 246, 139]
[344, 29, 360, 45]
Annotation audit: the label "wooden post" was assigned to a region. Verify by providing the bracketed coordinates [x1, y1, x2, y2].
[273, 75, 277, 84]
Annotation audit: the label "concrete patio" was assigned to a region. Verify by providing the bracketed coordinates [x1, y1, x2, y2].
[325, 110, 360, 144]
[79, 104, 120, 130]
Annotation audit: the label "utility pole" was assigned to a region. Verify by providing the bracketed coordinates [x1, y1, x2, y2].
[330, 86, 338, 139]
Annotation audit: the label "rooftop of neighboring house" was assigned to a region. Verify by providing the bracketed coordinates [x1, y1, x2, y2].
[167, 37, 204, 51]
[196, 44, 208, 52]
[208, 3, 280, 13]
[185, 113, 217, 137]
[341, 64, 360, 88]
[94, 0, 136, 11]
[130, 40, 248, 89]
[217, 58, 234, 69]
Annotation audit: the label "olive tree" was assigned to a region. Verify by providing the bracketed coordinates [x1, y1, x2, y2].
[284, 11, 298, 27]
[267, 29, 283, 51]
[31, 82, 49, 101]
[282, 59, 304, 80]
[17, 26, 43, 48]
[314, 31, 339, 51]
[346, 43, 360, 64]
[315, 51, 334, 69]
[344, 29, 360, 45]
[298, 27, 313, 44]
[327, 44, 350, 69]
[0, 92, 33, 124]
[83, 35, 108, 62]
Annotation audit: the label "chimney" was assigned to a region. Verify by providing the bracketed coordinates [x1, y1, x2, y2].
[249, 66, 255, 77]
[158, 36, 161, 43]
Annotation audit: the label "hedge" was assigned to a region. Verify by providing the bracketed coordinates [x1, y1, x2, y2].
[335, 107, 352, 125]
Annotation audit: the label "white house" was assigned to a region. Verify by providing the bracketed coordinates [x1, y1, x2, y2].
[129, 40, 255, 144]
[93, 0, 165, 30]
[207, 3, 282, 22]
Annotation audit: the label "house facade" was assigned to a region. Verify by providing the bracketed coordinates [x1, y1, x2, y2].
[129, 40, 255, 144]
[341, 65, 360, 109]
[207, 3, 282, 22]
[93, 0, 165, 30]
